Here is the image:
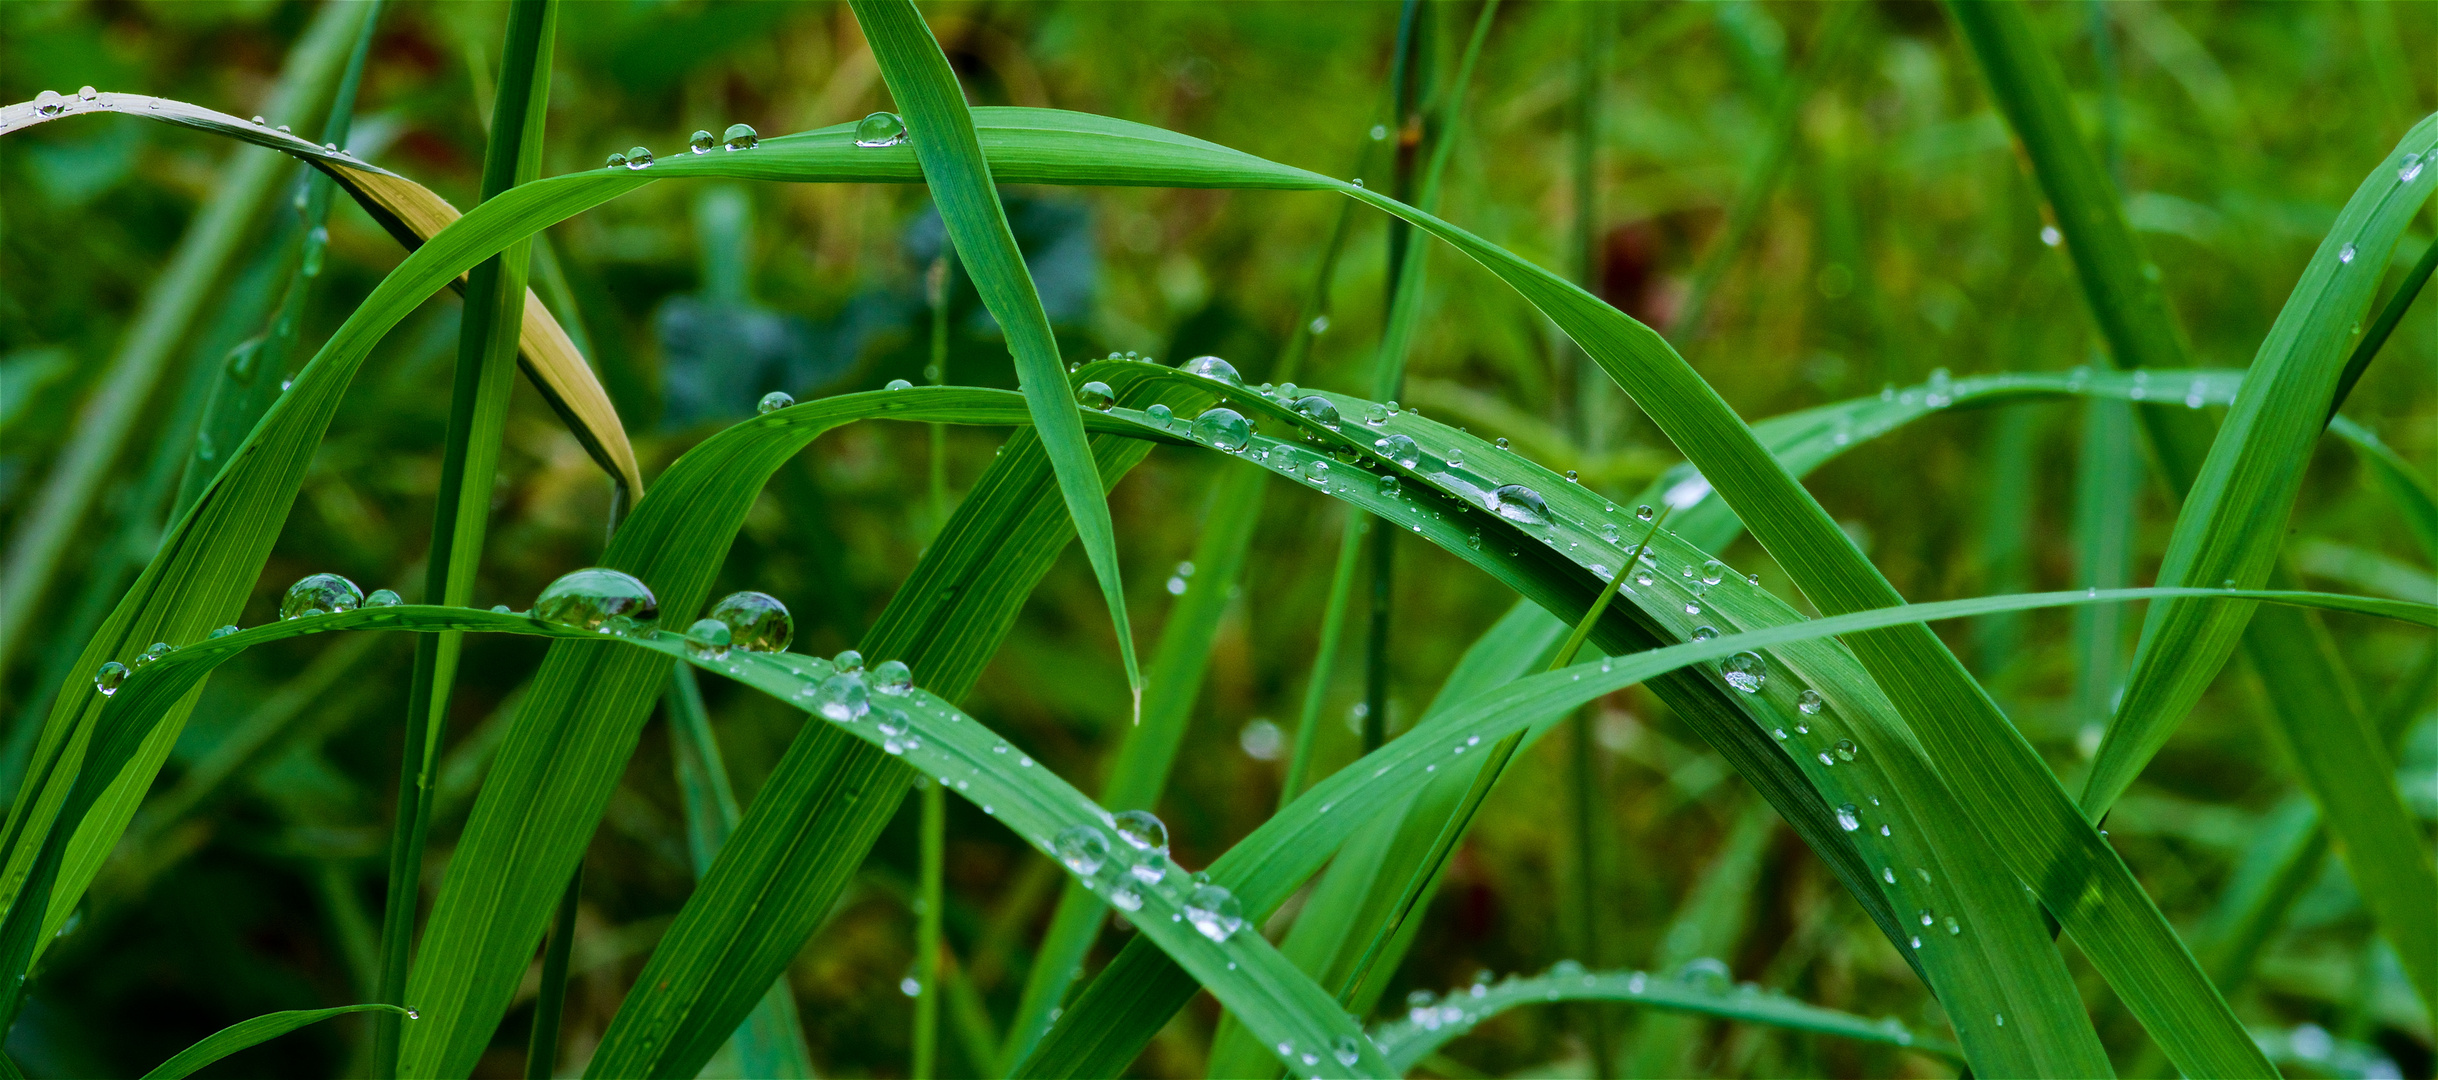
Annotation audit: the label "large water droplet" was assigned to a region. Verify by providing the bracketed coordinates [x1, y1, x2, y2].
[759, 391, 794, 414]
[870, 659, 913, 695]
[1699, 559, 1727, 586]
[1797, 690, 1824, 715]
[134, 642, 172, 668]
[685, 618, 732, 660]
[1145, 403, 1173, 425]
[1375, 433, 1421, 467]
[1180, 355, 1240, 384]
[1183, 882, 1243, 942]
[1836, 804, 1861, 831]
[1056, 824, 1110, 875]
[1689, 626, 1718, 643]
[708, 591, 792, 652]
[1290, 395, 1339, 427]
[723, 123, 758, 151]
[885, 377, 914, 391]
[94, 661, 128, 695]
[690, 129, 716, 154]
[811, 673, 868, 722]
[605, 152, 628, 169]
[1721, 651, 1765, 693]
[35, 90, 65, 116]
[624, 145, 654, 169]
[1674, 957, 1732, 994]
[1077, 381, 1115, 410]
[1488, 484, 1549, 526]
[1833, 739, 1858, 762]
[531, 568, 658, 633]
[854, 111, 907, 147]
[282, 573, 364, 620]
[366, 588, 403, 607]
[1191, 407, 1251, 452]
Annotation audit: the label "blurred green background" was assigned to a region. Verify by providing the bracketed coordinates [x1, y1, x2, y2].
[1, 1, 2430, 1076]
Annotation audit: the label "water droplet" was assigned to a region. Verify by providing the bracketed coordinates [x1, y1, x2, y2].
[1833, 739, 1858, 761]
[1183, 882, 1243, 941]
[1599, 523, 1622, 544]
[531, 568, 657, 633]
[1797, 690, 1824, 715]
[758, 391, 794, 414]
[2040, 225, 2062, 247]
[1145, 403, 1173, 425]
[624, 145, 654, 169]
[831, 649, 863, 673]
[1332, 1035, 1363, 1067]
[1056, 824, 1110, 875]
[281, 573, 365, 620]
[1945, 916, 1962, 935]
[685, 618, 732, 659]
[366, 588, 403, 607]
[885, 377, 914, 391]
[1191, 407, 1252, 452]
[1113, 810, 1169, 884]
[1919, 908, 1935, 927]
[877, 708, 916, 753]
[689, 129, 716, 153]
[2402, 154, 2426, 183]
[1180, 355, 1240, 384]
[1994, 1012, 2004, 1027]
[1721, 651, 1765, 693]
[605, 152, 628, 169]
[1883, 867, 1896, 884]
[811, 672, 868, 722]
[1635, 504, 1655, 522]
[1108, 881, 1144, 911]
[1375, 433, 1421, 467]
[1690, 626, 1718, 643]
[1633, 568, 1655, 586]
[276, 124, 290, 134]
[1836, 804, 1861, 831]
[133, 641, 172, 668]
[1289, 394, 1339, 427]
[1880, 824, 1891, 836]
[210, 625, 238, 638]
[870, 659, 913, 695]
[94, 661, 128, 695]
[853, 111, 907, 147]
[1674, 957, 1731, 994]
[34, 90, 64, 116]
[492, 605, 513, 614]
[1445, 446, 1461, 466]
[1488, 484, 1549, 526]
[723, 122, 758, 151]
[1699, 559, 1728, 586]
[1303, 458, 1330, 483]
[2338, 242, 2356, 264]
[1564, 470, 1579, 483]
[1467, 528, 1483, 550]
[1378, 474, 1401, 497]
[1077, 381, 1115, 410]
[1910, 935, 1922, 949]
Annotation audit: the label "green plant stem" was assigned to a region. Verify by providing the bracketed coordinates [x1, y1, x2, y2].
[374, 3, 557, 1073]
[2327, 237, 2437, 423]
[526, 866, 581, 1079]
[915, 778, 946, 1080]
[1363, 0, 1428, 756]
[0, 0, 366, 680]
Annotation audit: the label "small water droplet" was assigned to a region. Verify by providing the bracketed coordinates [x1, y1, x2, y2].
[605, 152, 628, 169]
[366, 588, 403, 608]
[531, 568, 657, 633]
[2401, 154, 2426, 183]
[853, 111, 907, 147]
[1467, 528, 1483, 551]
[1076, 381, 1115, 410]
[1883, 867, 1896, 884]
[1635, 505, 1655, 522]
[1836, 804, 1861, 831]
[685, 618, 732, 659]
[1191, 407, 1252, 452]
[1994, 1012, 2004, 1027]
[133, 642, 172, 668]
[1690, 626, 1718, 643]
[1488, 484, 1549, 526]
[2040, 225, 2062, 247]
[758, 391, 794, 414]
[624, 145, 654, 169]
[884, 377, 914, 391]
[1332, 1034, 1364, 1067]
[1945, 916, 1962, 935]
[1721, 651, 1766, 693]
[1564, 469, 1579, 483]
[94, 661, 128, 695]
[1145, 403, 1173, 425]
[34, 90, 65, 116]
[282, 573, 365, 620]
[723, 122, 758, 151]
[689, 129, 716, 153]
[1797, 690, 1823, 715]
[1833, 739, 1858, 762]
[492, 605, 513, 614]
[869, 659, 913, 696]
[2338, 242, 2356, 265]
[210, 625, 239, 638]
[1674, 957, 1732, 994]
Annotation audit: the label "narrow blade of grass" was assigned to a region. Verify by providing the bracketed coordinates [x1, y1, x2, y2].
[138, 1004, 409, 1080]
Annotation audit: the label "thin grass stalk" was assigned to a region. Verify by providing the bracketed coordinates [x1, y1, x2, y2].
[2327, 237, 2436, 421]
[526, 866, 581, 1079]
[374, 3, 558, 1071]
[0, 0, 366, 679]
[1363, 0, 1429, 756]
[914, 250, 954, 1080]
[2070, 384, 2138, 753]
[1274, 205, 1361, 811]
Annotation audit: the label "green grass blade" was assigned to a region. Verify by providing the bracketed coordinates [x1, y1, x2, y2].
[1625, 799, 1778, 1079]
[1369, 966, 1960, 1072]
[137, 1004, 409, 1080]
[2328, 238, 2437, 420]
[2072, 394, 2141, 753]
[0, 0, 368, 678]
[378, 5, 558, 1070]
[851, 0, 1143, 714]
[2332, 416, 2438, 564]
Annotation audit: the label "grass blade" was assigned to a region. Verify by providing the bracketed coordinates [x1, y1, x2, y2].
[138, 1004, 409, 1080]
[1368, 966, 1959, 1072]
[852, 0, 1144, 715]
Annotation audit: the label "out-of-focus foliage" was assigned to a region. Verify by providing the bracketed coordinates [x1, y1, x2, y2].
[0, 2, 2429, 1077]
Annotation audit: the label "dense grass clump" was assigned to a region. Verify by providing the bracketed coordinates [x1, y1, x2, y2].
[0, 2, 2431, 1078]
